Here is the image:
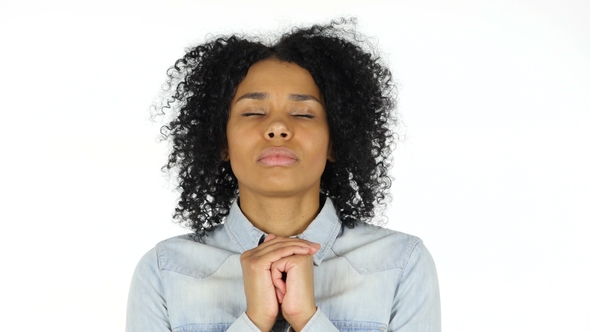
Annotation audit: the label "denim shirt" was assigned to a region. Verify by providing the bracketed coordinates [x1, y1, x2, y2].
[126, 198, 441, 332]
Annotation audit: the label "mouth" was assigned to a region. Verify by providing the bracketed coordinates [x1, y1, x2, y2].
[258, 147, 298, 166]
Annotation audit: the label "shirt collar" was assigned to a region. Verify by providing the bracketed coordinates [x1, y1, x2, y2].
[224, 197, 342, 266]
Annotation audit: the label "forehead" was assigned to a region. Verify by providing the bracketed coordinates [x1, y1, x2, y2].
[233, 59, 322, 101]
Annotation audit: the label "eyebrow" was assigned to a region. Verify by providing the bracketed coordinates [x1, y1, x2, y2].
[234, 92, 322, 104]
[288, 94, 322, 104]
[235, 92, 268, 103]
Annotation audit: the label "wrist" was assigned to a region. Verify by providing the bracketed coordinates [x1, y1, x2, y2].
[245, 309, 276, 332]
[285, 306, 317, 332]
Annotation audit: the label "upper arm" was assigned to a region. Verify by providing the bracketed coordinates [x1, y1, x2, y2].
[389, 240, 441, 332]
[126, 248, 171, 332]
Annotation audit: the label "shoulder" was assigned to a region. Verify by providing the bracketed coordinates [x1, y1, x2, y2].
[331, 223, 434, 275]
[135, 228, 238, 280]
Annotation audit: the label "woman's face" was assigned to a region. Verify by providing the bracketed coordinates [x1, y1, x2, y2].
[226, 59, 331, 200]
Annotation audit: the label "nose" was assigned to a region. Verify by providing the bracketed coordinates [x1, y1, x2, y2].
[265, 117, 291, 139]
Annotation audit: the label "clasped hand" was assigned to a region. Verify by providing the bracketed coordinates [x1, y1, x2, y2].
[240, 234, 320, 331]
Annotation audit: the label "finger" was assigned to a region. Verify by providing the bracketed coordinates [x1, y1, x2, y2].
[260, 236, 320, 251]
[263, 234, 277, 243]
[254, 239, 320, 257]
[275, 287, 285, 304]
[251, 242, 318, 261]
[271, 262, 287, 295]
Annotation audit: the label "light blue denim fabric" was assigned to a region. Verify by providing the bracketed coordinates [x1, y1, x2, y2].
[126, 198, 441, 332]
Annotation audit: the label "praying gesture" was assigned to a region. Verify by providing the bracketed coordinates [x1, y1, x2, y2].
[240, 234, 319, 331]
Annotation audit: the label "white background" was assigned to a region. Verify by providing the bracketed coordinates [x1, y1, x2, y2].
[1, 0, 588, 331]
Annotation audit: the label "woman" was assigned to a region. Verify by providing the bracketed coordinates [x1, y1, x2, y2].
[127, 20, 440, 332]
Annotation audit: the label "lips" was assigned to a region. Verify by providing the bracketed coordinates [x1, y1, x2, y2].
[258, 147, 298, 166]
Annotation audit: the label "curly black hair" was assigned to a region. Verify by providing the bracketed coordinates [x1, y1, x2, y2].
[159, 19, 396, 238]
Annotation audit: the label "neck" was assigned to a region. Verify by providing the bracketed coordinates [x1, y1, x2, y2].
[238, 191, 322, 237]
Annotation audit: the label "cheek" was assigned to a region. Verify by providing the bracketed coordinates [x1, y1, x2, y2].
[228, 152, 248, 184]
[226, 130, 253, 173]
[307, 134, 331, 164]
[225, 125, 243, 157]
[227, 142, 246, 167]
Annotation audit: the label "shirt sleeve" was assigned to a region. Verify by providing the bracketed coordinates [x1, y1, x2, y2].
[227, 308, 339, 332]
[226, 312, 263, 331]
[126, 248, 171, 332]
[298, 307, 339, 332]
[388, 240, 441, 331]
[126, 248, 261, 332]
[227, 309, 340, 332]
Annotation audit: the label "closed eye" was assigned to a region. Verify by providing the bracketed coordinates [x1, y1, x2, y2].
[293, 114, 315, 119]
[242, 112, 265, 117]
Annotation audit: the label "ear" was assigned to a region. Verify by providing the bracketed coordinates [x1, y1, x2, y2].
[221, 147, 230, 161]
[327, 141, 335, 162]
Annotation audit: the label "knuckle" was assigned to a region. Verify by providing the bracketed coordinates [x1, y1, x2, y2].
[239, 253, 248, 262]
